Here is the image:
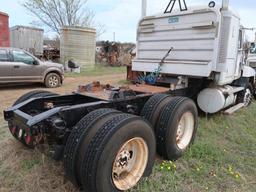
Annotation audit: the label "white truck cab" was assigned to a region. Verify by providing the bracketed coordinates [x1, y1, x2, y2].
[132, 0, 256, 114]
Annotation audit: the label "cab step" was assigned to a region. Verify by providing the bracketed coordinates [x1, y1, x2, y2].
[224, 103, 244, 115]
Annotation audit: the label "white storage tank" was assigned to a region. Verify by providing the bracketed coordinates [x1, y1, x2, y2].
[10, 25, 44, 56]
[60, 26, 96, 68]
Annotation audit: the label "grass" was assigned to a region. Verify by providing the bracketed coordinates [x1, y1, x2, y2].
[117, 79, 132, 85]
[0, 95, 256, 191]
[0, 118, 10, 142]
[65, 65, 126, 77]
[131, 105, 256, 192]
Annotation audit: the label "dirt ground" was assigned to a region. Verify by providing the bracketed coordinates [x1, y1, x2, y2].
[0, 74, 125, 192]
[0, 74, 126, 110]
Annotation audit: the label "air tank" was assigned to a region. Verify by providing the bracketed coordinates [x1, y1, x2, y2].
[60, 27, 96, 68]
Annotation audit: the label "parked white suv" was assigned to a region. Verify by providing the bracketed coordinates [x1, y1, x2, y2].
[0, 48, 64, 88]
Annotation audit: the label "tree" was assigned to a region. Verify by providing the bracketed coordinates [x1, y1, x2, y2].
[23, 0, 101, 34]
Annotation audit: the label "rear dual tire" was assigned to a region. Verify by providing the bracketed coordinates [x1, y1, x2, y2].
[64, 109, 156, 192]
[13, 90, 58, 106]
[64, 108, 120, 186]
[156, 97, 198, 160]
[141, 94, 198, 160]
[141, 94, 173, 127]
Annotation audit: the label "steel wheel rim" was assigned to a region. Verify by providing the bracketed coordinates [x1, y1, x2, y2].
[112, 137, 148, 191]
[176, 112, 194, 150]
[243, 88, 252, 107]
[49, 75, 59, 87]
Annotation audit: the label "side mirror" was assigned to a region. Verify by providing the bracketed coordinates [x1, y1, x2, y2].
[33, 60, 39, 65]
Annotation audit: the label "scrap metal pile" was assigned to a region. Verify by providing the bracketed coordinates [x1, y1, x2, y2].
[43, 39, 60, 62]
[96, 41, 135, 66]
[77, 81, 136, 100]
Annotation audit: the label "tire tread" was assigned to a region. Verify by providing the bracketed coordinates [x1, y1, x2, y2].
[81, 113, 132, 191]
[156, 97, 188, 158]
[63, 108, 119, 186]
[141, 94, 170, 122]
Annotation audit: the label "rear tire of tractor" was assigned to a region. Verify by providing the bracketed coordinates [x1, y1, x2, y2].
[63, 108, 121, 187]
[79, 113, 156, 192]
[141, 94, 172, 128]
[13, 90, 58, 106]
[45, 73, 61, 88]
[9, 90, 59, 147]
[156, 97, 198, 160]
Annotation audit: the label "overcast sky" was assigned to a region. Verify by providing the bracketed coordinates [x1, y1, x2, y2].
[1, 0, 255, 42]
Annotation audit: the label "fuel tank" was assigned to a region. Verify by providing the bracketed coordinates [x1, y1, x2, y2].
[197, 86, 236, 113]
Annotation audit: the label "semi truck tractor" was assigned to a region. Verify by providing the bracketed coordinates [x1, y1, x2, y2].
[3, 0, 255, 191]
[132, 0, 256, 114]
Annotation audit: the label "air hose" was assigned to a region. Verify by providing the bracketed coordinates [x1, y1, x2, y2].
[137, 47, 173, 85]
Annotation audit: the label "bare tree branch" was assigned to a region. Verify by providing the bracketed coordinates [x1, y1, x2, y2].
[22, 0, 105, 36]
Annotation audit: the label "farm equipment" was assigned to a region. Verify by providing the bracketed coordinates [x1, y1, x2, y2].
[3, 0, 256, 191]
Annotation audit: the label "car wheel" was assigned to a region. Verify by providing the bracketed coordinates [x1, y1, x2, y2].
[45, 73, 61, 88]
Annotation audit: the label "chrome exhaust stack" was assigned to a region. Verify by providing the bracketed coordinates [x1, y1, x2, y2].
[141, 0, 147, 17]
[222, 0, 229, 10]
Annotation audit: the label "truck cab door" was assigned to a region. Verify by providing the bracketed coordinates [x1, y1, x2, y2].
[10, 50, 42, 82]
[235, 29, 244, 78]
[0, 49, 14, 83]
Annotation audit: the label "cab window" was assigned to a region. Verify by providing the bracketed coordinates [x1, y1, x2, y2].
[0, 49, 9, 61]
[250, 43, 256, 54]
[238, 29, 243, 49]
[12, 50, 35, 65]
